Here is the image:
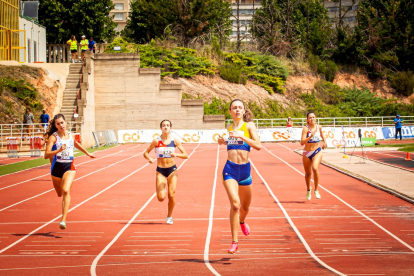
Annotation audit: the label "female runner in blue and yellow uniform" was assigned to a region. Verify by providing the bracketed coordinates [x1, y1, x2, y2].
[144, 120, 188, 225]
[44, 114, 95, 229]
[217, 99, 261, 254]
[300, 112, 326, 201]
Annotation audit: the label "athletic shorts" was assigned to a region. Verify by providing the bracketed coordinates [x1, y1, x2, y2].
[82, 49, 87, 53]
[71, 49, 77, 53]
[156, 165, 177, 178]
[51, 161, 76, 178]
[222, 160, 252, 186]
[303, 147, 321, 161]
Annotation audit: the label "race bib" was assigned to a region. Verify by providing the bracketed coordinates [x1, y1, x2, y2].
[157, 147, 175, 158]
[226, 131, 244, 145]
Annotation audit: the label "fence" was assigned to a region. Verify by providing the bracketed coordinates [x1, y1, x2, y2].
[0, 122, 83, 153]
[225, 116, 414, 128]
[46, 43, 107, 63]
[92, 130, 118, 149]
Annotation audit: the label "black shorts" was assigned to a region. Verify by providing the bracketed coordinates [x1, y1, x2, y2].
[51, 161, 76, 178]
[82, 49, 87, 53]
[156, 165, 177, 178]
[71, 49, 77, 53]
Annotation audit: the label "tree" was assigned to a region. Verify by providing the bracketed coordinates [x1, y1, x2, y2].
[125, 0, 232, 46]
[39, 0, 116, 43]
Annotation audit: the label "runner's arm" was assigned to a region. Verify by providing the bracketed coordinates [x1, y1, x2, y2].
[171, 139, 188, 159]
[300, 127, 312, 146]
[144, 139, 157, 163]
[44, 135, 62, 159]
[73, 134, 95, 158]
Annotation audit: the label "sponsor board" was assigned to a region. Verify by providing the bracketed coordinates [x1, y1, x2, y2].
[118, 126, 385, 146]
[382, 126, 414, 139]
[361, 137, 377, 146]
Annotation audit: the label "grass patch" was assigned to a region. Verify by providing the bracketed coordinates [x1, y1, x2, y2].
[0, 145, 116, 176]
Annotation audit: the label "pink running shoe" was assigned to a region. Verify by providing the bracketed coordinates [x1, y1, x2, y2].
[228, 242, 238, 254]
[240, 222, 250, 236]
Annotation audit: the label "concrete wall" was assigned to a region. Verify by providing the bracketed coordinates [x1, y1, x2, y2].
[93, 53, 224, 133]
[19, 16, 46, 63]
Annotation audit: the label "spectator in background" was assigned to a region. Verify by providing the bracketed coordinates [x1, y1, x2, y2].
[80, 35, 89, 61]
[286, 117, 293, 127]
[88, 37, 96, 54]
[394, 114, 403, 140]
[67, 35, 78, 63]
[23, 108, 34, 140]
[40, 109, 50, 133]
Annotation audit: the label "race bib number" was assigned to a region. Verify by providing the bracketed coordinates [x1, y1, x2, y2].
[158, 147, 175, 158]
[226, 131, 244, 145]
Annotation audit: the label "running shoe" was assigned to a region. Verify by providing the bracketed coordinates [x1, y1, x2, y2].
[240, 222, 250, 236]
[166, 217, 173, 225]
[228, 242, 238, 254]
[306, 189, 311, 201]
[59, 221, 66, 230]
[315, 190, 321, 199]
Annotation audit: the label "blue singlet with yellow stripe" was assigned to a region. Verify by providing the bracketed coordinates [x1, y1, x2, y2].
[223, 122, 252, 186]
[226, 122, 251, 152]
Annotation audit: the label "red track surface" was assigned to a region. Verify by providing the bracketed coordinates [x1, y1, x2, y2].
[377, 139, 414, 145]
[0, 143, 413, 275]
[352, 150, 414, 171]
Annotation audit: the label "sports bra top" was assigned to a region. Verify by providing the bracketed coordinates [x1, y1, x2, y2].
[52, 131, 75, 163]
[155, 136, 176, 158]
[306, 125, 321, 143]
[226, 122, 251, 152]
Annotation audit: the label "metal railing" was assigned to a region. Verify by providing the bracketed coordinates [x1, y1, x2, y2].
[225, 116, 414, 128]
[46, 43, 107, 63]
[0, 122, 83, 152]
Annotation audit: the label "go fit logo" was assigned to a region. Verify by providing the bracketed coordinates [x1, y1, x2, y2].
[272, 131, 290, 140]
[123, 132, 140, 142]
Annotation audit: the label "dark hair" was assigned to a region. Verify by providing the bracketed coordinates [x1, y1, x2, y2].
[71, 35, 75, 40]
[26, 108, 31, 112]
[306, 111, 315, 119]
[45, 114, 65, 139]
[229, 99, 253, 122]
[160, 119, 172, 128]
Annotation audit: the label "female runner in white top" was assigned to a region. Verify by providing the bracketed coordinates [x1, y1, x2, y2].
[44, 114, 95, 229]
[144, 120, 188, 224]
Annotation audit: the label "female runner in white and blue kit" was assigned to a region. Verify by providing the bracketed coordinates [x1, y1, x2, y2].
[144, 120, 188, 225]
[44, 114, 95, 229]
[300, 112, 326, 200]
[217, 99, 261, 254]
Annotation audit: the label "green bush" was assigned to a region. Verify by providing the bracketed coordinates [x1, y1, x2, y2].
[390, 71, 414, 96]
[314, 80, 344, 105]
[219, 62, 246, 84]
[2, 78, 43, 110]
[203, 97, 231, 119]
[325, 60, 338, 82]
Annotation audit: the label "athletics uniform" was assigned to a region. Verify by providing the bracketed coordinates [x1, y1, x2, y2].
[51, 132, 76, 178]
[223, 123, 252, 186]
[155, 136, 177, 177]
[303, 125, 321, 160]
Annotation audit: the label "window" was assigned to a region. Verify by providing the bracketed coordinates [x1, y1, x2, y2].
[231, 31, 237, 36]
[114, 3, 124, 10]
[114, 13, 124, 21]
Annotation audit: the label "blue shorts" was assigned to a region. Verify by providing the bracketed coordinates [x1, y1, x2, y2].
[222, 160, 252, 186]
[51, 161, 76, 178]
[304, 147, 321, 161]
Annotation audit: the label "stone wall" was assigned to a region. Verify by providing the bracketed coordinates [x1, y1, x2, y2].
[92, 53, 224, 133]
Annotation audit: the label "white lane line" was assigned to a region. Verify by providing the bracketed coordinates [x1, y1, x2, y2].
[0, 144, 125, 178]
[133, 232, 193, 234]
[0, 162, 150, 254]
[0, 145, 140, 191]
[203, 144, 221, 276]
[126, 240, 191, 242]
[250, 159, 346, 276]
[90, 144, 201, 276]
[25, 245, 91, 247]
[0, 150, 146, 212]
[372, 151, 406, 159]
[130, 236, 193, 238]
[123, 244, 191, 247]
[263, 146, 414, 252]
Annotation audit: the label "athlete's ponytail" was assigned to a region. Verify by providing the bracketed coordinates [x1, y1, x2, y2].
[45, 114, 65, 139]
[229, 99, 254, 122]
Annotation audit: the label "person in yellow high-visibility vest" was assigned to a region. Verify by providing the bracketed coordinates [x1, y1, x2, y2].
[80, 35, 89, 61]
[66, 35, 78, 63]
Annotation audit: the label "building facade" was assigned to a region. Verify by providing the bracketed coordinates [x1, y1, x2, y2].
[19, 15, 46, 63]
[110, 0, 130, 32]
[323, 0, 359, 28]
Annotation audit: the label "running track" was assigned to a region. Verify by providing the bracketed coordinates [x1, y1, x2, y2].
[0, 143, 413, 275]
[352, 150, 414, 172]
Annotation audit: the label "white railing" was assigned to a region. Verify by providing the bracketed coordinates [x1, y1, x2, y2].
[225, 116, 414, 128]
[0, 122, 83, 152]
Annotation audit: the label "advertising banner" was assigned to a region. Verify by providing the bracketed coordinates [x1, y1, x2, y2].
[118, 126, 385, 147]
[382, 126, 414, 139]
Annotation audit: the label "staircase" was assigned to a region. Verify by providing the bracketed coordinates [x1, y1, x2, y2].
[60, 63, 82, 123]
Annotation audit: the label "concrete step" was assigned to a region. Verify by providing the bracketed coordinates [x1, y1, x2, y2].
[63, 94, 78, 98]
[63, 100, 76, 105]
